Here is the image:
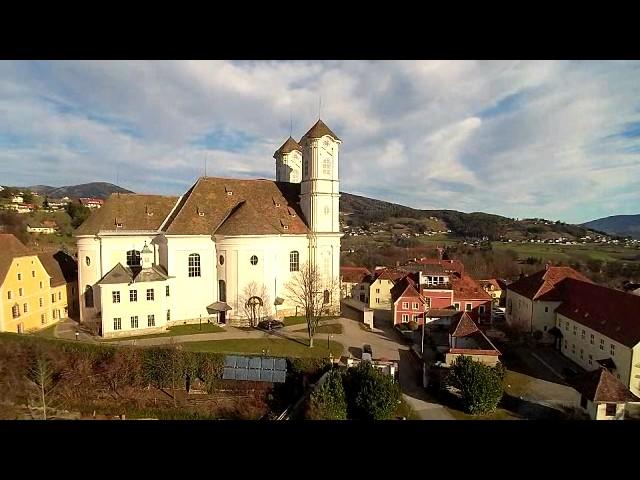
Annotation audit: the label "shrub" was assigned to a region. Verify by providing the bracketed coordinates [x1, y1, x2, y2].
[306, 369, 347, 420]
[446, 355, 504, 415]
[344, 362, 401, 420]
[407, 321, 419, 331]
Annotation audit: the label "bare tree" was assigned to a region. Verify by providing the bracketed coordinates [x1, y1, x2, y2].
[240, 281, 272, 327]
[284, 262, 339, 348]
[26, 353, 56, 420]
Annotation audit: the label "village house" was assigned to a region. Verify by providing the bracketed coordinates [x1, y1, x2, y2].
[79, 198, 105, 209]
[505, 265, 591, 340]
[75, 120, 343, 338]
[0, 234, 77, 333]
[551, 278, 640, 397]
[339, 266, 371, 300]
[570, 367, 639, 420]
[479, 278, 506, 306]
[27, 222, 59, 234]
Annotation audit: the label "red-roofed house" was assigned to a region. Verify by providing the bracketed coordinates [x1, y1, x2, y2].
[551, 278, 640, 397]
[451, 274, 493, 324]
[79, 198, 104, 209]
[445, 312, 501, 367]
[506, 265, 592, 339]
[570, 367, 639, 420]
[340, 266, 371, 300]
[390, 275, 427, 325]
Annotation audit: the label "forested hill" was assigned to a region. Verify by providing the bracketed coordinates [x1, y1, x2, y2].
[340, 192, 601, 241]
[582, 214, 640, 239]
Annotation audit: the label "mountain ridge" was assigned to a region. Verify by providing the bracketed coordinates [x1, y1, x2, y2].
[582, 214, 640, 239]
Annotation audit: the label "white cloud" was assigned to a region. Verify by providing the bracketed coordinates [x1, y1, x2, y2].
[0, 60, 639, 223]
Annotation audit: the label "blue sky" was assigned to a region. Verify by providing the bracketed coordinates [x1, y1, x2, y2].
[1, 60, 639, 224]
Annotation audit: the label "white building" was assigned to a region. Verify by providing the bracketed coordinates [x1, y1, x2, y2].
[26, 224, 58, 234]
[75, 119, 343, 337]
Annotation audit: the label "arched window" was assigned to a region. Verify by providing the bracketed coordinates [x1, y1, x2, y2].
[126, 250, 141, 267]
[289, 251, 299, 272]
[85, 256, 91, 267]
[188, 253, 201, 277]
[323, 289, 330, 305]
[84, 285, 94, 308]
[323, 158, 331, 175]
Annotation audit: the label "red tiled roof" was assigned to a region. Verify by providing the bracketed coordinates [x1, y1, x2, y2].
[374, 268, 406, 282]
[570, 367, 639, 403]
[507, 266, 591, 301]
[450, 312, 478, 336]
[555, 278, 640, 348]
[452, 274, 492, 302]
[340, 266, 372, 283]
[391, 275, 423, 303]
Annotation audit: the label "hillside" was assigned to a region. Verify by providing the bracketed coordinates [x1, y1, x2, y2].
[340, 192, 596, 241]
[28, 182, 134, 199]
[583, 214, 640, 239]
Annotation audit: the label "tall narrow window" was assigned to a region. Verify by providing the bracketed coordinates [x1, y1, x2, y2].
[39, 298, 43, 307]
[148, 314, 155, 327]
[12, 305, 20, 318]
[146, 289, 154, 301]
[126, 250, 141, 267]
[113, 318, 122, 330]
[188, 253, 201, 277]
[166, 285, 170, 297]
[167, 310, 171, 321]
[323, 289, 330, 305]
[130, 316, 139, 329]
[23, 303, 28, 313]
[7, 291, 11, 300]
[289, 251, 299, 272]
[112, 291, 120, 303]
[323, 158, 331, 175]
[84, 285, 94, 308]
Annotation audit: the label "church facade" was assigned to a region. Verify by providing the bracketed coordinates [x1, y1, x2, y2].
[75, 120, 342, 337]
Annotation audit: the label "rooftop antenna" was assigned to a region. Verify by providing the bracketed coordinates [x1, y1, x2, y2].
[318, 94, 322, 120]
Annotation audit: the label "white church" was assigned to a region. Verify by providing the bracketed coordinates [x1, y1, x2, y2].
[75, 120, 342, 337]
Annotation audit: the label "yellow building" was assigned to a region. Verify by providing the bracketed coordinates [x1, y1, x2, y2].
[479, 279, 504, 306]
[0, 234, 77, 333]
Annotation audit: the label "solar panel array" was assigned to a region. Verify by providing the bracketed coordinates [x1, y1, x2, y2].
[223, 355, 287, 383]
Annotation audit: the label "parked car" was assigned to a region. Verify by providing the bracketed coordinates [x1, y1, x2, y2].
[257, 319, 284, 331]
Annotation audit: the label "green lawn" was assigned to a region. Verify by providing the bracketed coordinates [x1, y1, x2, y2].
[283, 315, 340, 327]
[182, 338, 344, 358]
[102, 322, 224, 342]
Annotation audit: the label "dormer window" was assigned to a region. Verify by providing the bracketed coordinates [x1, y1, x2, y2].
[197, 206, 205, 217]
[273, 197, 281, 207]
[115, 219, 123, 229]
[225, 186, 233, 196]
[287, 207, 296, 217]
[280, 219, 289, 230]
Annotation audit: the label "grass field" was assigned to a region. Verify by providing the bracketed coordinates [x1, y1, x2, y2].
[493, 241, 639, 263]
[182, 338, 344, 358]
[102, 323, 224, 342]
[33, 324, 57, 338]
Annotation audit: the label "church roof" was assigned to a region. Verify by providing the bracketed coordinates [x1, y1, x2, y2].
[162, 177, 309, 236]
[274, 136, 302, 156]
[74, 194, 180, 235]
[301, 119, 341, 142]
